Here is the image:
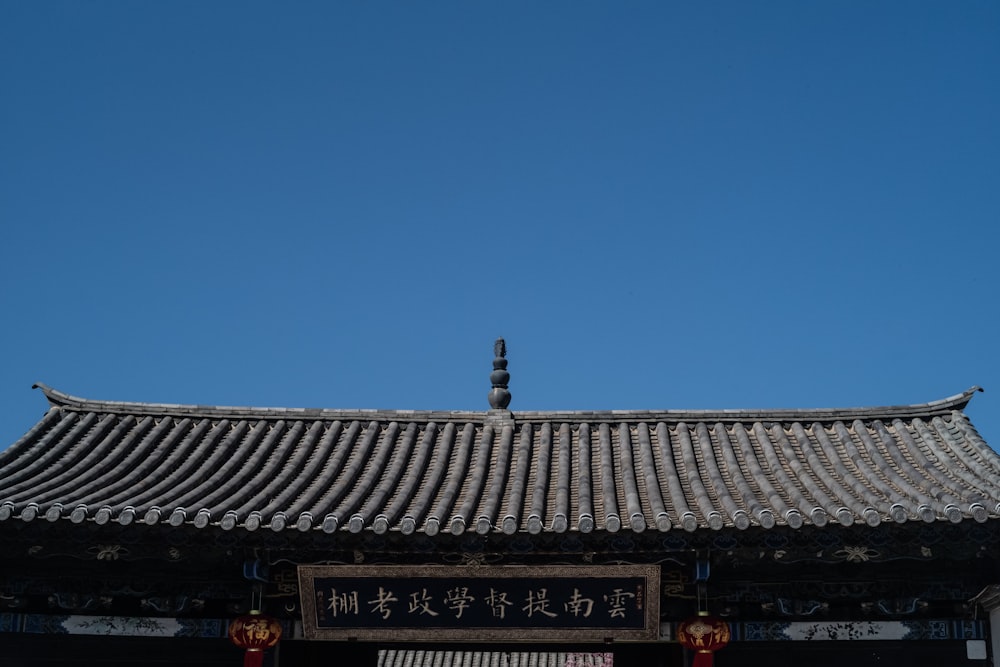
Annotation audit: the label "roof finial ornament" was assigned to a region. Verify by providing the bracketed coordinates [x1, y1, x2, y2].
[488, 337, 511, 410]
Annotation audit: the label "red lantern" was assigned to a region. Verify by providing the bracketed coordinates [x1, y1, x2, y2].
[228, 611, 283, 667]
[677, 613, 730, 667]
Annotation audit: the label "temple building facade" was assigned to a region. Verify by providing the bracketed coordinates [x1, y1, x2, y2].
[2, 340, 999, 666]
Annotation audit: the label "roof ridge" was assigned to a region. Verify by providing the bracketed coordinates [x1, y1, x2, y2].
[30, 383, 983, 424]
[30, 383, 487, 422]
[514, 387, 984, 423]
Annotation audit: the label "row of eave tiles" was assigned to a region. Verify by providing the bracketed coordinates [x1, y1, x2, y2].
[1, 408, 999, 535]
[379, 651, 601, 667]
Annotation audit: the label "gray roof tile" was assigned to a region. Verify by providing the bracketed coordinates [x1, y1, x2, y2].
[378, 651, 609, 667]
[1, 384, 996, 535]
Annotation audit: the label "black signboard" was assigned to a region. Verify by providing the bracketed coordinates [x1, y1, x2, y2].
[298, 565, 660, 641]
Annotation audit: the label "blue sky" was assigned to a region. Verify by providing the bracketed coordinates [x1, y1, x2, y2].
[1, 3, 998, 449]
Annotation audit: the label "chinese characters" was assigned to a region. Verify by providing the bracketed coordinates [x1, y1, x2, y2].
[315, 577, 645, 629]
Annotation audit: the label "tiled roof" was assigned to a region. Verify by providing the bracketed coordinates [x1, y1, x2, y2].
[0, 384, 997, 536]
[378, 651, 610, 667]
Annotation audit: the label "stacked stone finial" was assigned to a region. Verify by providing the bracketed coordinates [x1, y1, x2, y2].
[488, 337, 511, 410]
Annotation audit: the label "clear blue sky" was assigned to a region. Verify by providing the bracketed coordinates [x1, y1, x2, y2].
[2, 3, 998, 450]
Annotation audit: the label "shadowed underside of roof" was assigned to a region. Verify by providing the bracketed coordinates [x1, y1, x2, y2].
[0, 384, 996, 537]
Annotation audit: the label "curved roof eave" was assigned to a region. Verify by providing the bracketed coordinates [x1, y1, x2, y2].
[31, 382, 984, 425]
